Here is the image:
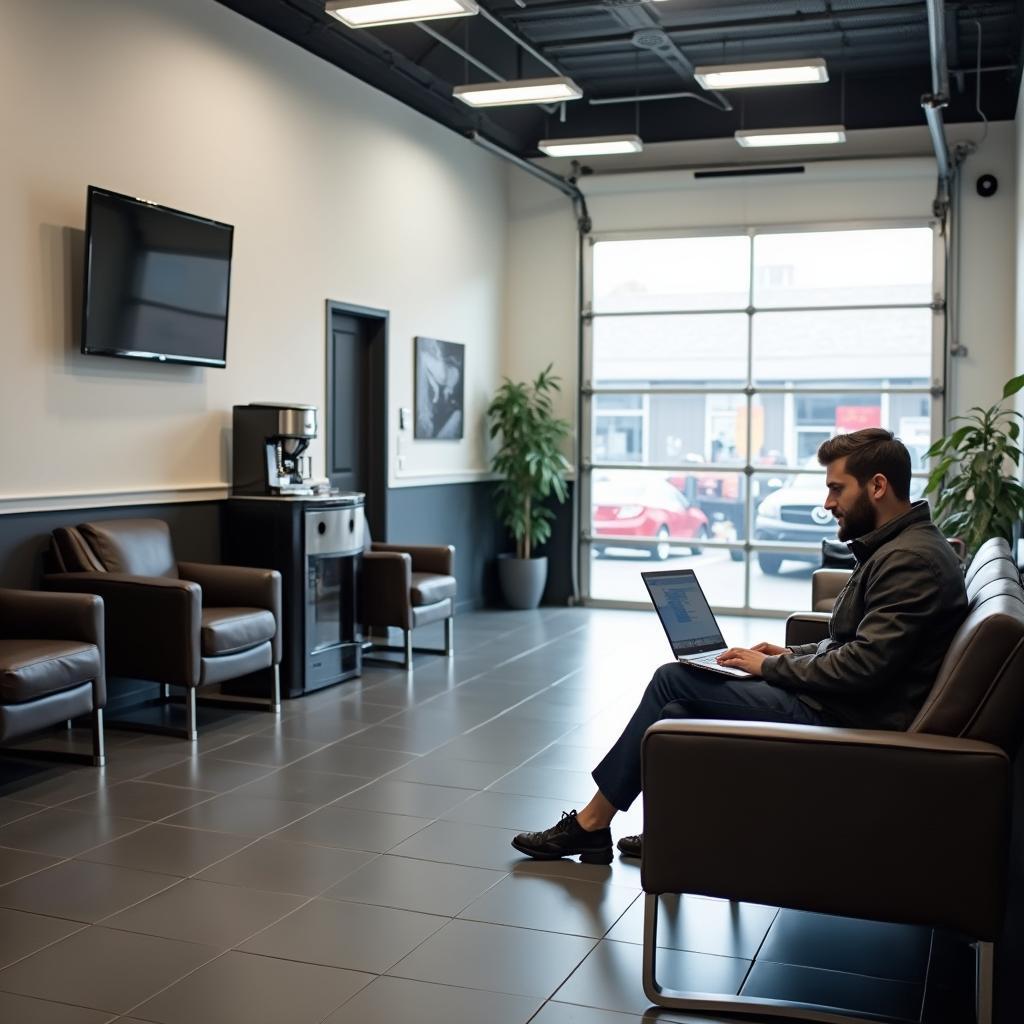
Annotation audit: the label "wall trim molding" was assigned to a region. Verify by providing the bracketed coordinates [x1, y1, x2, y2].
[390, 469, 497, 488]
[0, 484, 230, 516]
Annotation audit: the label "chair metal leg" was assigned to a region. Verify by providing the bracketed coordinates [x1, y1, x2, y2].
[643, 892, 873, 1022]
[91, 708, 106, 767]
[271, 664, 281, 712]
[976, 941, 993, 1024]
[162, 684, 171, 699]
[364, 623, 451, 668]
[642, 893, 661, 1004]
[186, 689, 197, 742]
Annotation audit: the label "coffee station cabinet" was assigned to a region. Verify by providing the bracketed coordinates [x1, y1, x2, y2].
[224, 403, 364, 698]
[224, 496, 364, 698]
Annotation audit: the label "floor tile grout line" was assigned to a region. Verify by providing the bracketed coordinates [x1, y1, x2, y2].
[734, 904, 781, 996]
[0, 920, 90, 975]
[0, 611, 638, 1015]
[57, 719, 617, 989]
[2, 610, 930, 1023]
[0, 984, 122, 1020]
[3, 676, 611, 882]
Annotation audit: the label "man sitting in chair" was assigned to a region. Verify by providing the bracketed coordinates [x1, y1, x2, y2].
[512, 428, 968, 864]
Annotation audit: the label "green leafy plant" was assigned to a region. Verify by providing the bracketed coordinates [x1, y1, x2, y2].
[924, 374, 1024, 557]
[487, 364, 572, 560]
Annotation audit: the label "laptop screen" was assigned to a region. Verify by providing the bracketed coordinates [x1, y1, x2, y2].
[642, 570, 725, 656]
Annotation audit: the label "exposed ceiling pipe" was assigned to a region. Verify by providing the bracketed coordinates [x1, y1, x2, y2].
[926, 0, 951, 98]
[590, 90, 731, 112]
[417, 23, 505, 83]
[468, 130, 582, 202]
[416, 22, 558, 113]
[476, 5, 571, 78]
[922, 0, 952, 218]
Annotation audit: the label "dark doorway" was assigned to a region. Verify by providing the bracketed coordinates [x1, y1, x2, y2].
[326, 301, 388, 539]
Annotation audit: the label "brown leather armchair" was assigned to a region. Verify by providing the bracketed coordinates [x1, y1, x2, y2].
[640, 538, 1024, 1024]
[0, 589, 106, 766]
[45, 518, 281, 741]
[362, 528, 456, 668]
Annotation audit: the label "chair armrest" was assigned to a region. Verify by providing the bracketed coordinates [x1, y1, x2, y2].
[641, 720, 1009, 939]
[362, 551, 412, 630]
[371, 542, 453, 576]
[785, 612, 831, 648]
[177, 562, 278, 607]
[44, 573, 202, 687]
[0, 588, 104, 647]
[179, 562, 282, 662]
[811, 568, 852, 610]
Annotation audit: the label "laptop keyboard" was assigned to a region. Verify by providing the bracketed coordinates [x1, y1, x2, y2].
[688, 652, 724, 665]
[680, 652, 751, 677]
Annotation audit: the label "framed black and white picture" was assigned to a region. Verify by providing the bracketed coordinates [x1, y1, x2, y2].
[414, 336, 464, 440]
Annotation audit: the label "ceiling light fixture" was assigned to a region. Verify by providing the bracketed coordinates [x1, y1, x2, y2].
[454, 76, 583, 108]
[325, 0, 478, 28]
[538, 134, 643, 157]
[695, 58, 829, 90]
[735, 125, 847, 147]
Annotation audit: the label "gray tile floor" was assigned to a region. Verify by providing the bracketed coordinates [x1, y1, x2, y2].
[0, 608, 972, 1023]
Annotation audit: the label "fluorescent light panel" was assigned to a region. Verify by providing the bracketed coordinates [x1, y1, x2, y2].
[454, 76, 582, 107]
[538, 134, 643, 157]
[735, 124, 846, 148]
[695, 58, 828, 90]
[325, 0, 478, 28]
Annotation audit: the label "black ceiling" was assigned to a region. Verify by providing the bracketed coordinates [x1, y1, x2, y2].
[216, 1, 1022, 159]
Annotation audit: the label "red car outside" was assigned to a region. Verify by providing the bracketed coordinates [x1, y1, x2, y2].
[592, 474, 710, 560]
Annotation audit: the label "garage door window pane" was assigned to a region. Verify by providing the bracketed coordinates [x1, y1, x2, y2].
[592, 236, 750, 313]
[756, 392, 932, 469]
[752, 308, 933, 383]
[753, 228, 934, 307]
[593, 314, 748, 387]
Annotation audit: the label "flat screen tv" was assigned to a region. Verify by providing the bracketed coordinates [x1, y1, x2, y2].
[81, 186, 233, 367]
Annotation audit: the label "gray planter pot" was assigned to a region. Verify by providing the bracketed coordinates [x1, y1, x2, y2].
[497, 554, 548, 610]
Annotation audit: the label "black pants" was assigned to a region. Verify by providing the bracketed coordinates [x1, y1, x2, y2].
[591, 662, 831, 812]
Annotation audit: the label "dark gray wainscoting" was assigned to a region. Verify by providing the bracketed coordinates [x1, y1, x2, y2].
[386, 480, 575, 610]
[0, 502, 223, 590]
[387, 481, 503, 610]
[0, 484, 576, 608]
[0, 502, 225, 714]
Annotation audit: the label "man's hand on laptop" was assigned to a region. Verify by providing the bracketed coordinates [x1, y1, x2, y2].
[717, 642, 791, 674]
[716, 647, 768, 674]
[750, 642, 789, 656]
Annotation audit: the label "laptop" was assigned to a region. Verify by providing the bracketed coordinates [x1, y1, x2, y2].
[641, 569, 757, 679]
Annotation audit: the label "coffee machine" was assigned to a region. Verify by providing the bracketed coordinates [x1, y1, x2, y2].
[227, 401, 366, 696]
[232, 403, 328, 495]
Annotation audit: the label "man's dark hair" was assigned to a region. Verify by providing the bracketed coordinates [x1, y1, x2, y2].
[817, 428, 912, 501]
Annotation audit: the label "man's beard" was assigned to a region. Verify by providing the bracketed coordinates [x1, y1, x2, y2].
[836, 488, 878, 541]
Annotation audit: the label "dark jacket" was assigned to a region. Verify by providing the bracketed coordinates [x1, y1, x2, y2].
[760, 501, 968, 730]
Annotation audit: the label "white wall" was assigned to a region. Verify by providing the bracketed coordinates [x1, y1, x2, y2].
[0, 0, 509, 513]
[505, 123, 1018, 430]
[1017, 83, 1024, 383]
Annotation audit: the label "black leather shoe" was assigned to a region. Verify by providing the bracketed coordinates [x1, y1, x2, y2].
[616, 834, 642, 858]
[511, 810, 613, 863]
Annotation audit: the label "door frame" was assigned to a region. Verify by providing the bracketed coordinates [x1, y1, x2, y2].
[325, 300, 389, 539]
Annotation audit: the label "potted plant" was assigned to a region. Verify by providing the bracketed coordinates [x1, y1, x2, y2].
[924, 374, 1024, 559]
[487, 364, 572, 609]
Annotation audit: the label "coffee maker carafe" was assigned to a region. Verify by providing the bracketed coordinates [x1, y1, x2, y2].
[232, 403, 324, 495]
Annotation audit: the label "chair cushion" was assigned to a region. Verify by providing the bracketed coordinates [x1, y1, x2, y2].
[0, 638, 100, 703]
[410, 573, 456, 607]
[78, 519, 179, 578]
[201, 607, 276, 657]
